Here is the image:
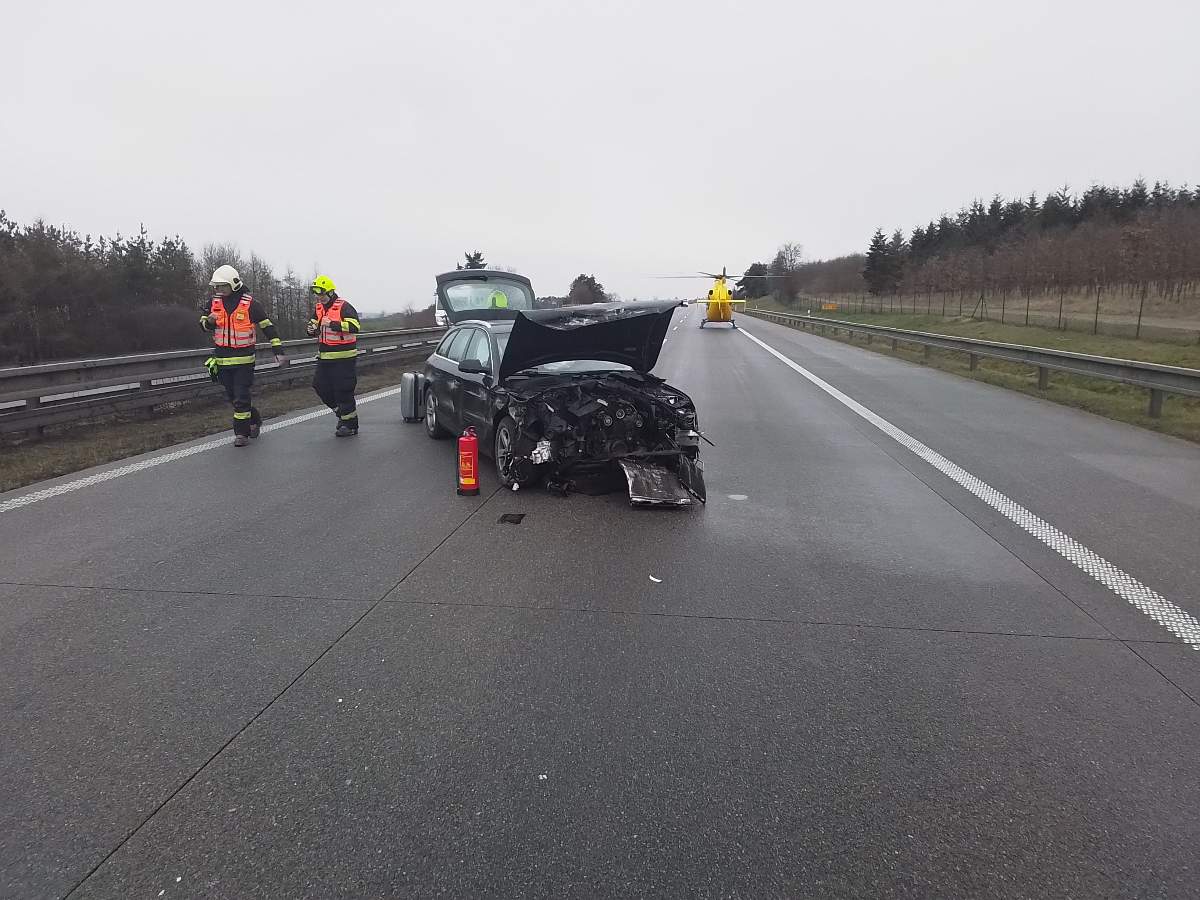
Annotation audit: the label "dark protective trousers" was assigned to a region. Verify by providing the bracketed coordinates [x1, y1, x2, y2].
[313, 358, 358, 426]
[217, 363, 262, 437]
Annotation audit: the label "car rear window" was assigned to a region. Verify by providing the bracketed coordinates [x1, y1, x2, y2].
[442, 279, 534, 315]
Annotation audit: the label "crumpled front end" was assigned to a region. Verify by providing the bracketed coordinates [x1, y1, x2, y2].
[500, 374, 706, 506]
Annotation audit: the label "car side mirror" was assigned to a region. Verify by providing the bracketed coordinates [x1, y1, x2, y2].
[458, 358, 489, 375]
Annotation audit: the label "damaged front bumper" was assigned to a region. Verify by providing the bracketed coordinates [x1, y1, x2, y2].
[535, 451, 706, 507]
[619, 458, 704, 507]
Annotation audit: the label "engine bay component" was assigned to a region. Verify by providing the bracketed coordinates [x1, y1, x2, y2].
[530, 439, 554, 465]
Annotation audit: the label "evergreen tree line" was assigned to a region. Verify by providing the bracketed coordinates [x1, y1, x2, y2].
[863, 180, 1200, 309]
[741, 180, 1200, 320]
[0, 212, 320, 364]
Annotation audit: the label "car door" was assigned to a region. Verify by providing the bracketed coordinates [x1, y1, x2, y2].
[456, 329, 495, 436]
[431, 327, 474, 432]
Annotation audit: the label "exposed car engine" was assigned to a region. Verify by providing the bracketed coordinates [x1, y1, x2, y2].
[501, 373, 706, 505]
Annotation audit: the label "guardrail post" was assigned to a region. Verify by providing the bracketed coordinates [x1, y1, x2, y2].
[866, 334, 872, 344]
[890, 338, 898, 350]
[139, 379, 156, 418]
[1037, 367, 1049, 390]
[25, 396, 45, 437]
[1149, 389, 1164, 418]
[969, 353, 978, 371]
[923, 345, 930, 360]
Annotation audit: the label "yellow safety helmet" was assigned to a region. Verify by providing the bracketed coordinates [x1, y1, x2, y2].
[311, 275, 337, 295]
[489, 289, 509, 308]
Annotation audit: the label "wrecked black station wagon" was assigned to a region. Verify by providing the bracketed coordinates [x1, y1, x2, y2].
[420, 269, 707, 507]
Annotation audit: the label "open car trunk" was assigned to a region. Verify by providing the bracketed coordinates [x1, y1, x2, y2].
[435, 270, 536, 323]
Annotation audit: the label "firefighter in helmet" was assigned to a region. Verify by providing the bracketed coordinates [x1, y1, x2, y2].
[201, 265, 289, 447]
[306, 275, 362, 436]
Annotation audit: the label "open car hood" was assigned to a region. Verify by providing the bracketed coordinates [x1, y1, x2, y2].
[499, 300, 680, 380]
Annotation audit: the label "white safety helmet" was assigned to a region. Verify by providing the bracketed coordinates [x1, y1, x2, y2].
[208, 264, 244, 294]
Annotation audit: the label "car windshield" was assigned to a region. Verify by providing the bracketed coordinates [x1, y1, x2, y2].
[492, 332, 630, 375]
[508, 359, 632, 375]
[442, 279, 534, 315]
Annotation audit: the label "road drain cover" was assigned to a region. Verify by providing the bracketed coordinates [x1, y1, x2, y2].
[498, 514, 526, 525]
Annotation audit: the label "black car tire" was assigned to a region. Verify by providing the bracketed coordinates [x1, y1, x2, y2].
[425, 386, 449, 439]
[494, 415, 542, 488]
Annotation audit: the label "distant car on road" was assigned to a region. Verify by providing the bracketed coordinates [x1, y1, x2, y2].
[423, 270, 705, 505]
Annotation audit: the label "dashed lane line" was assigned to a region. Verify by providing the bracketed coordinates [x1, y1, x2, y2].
[739, 327, 1200, 650]
[0, 386, 405, 515]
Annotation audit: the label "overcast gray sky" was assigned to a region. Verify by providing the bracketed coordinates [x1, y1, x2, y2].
[5, 0, 1198, 313]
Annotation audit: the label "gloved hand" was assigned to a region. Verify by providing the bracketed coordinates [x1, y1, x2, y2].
[275, 354, 290, 368]
[306, 319, 319, 336]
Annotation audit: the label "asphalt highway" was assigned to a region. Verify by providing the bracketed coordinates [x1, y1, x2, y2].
[2, 307, 1199, 899]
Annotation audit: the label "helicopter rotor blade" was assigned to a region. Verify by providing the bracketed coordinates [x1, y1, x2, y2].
[650, 269, 778, 279]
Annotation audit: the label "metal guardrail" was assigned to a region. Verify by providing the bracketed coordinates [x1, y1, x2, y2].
[0, 327, 445, 434]
[747, 309, 1200, 418]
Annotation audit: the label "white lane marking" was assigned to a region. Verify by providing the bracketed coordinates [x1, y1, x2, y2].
[739, 328, 1200, 650]
[0, 386, 405, 515]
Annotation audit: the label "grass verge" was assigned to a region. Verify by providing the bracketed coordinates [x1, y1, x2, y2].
[809, 311, 1200, 368]
[1, 362, 415, 493]
[749, 311, 1200, 444]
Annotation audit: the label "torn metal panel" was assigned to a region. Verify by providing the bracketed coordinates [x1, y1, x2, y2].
[620, 459, 694, 508]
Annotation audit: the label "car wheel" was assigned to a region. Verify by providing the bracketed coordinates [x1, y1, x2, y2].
[425, 387, 449, 439]
[494, 415, 541, 488]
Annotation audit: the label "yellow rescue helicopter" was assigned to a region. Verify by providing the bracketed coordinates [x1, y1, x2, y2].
[655, 267, 768, 327]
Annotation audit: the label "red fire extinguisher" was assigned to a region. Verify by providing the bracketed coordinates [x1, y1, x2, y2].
[457, 426, 480, 496]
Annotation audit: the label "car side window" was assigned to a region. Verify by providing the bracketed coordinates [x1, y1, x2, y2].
[444, 328, 474, 362]
[435, 332, 457, 357]
[465, 330, 491, 369]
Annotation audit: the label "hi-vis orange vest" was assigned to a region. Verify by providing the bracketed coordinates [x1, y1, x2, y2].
[210, 296, 257, 350]
[316, 299, 357, 349]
